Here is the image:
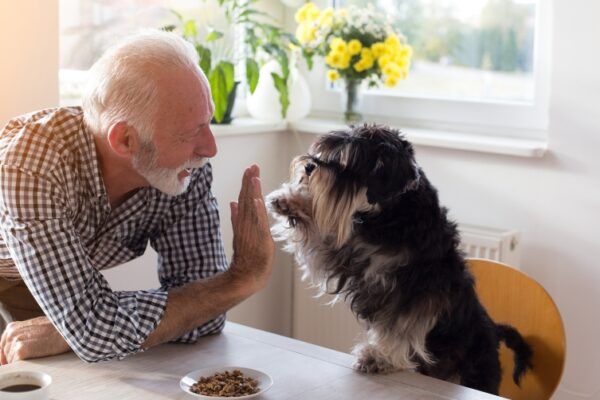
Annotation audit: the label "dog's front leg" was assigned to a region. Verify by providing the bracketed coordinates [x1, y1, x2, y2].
[352, 342, 397, 374]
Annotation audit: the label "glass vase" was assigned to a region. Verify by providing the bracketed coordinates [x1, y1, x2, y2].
[341, 78, 363, 124]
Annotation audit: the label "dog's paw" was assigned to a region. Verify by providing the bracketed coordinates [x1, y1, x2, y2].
[353, 354, 395, 374]
[269, 197, 295, 217]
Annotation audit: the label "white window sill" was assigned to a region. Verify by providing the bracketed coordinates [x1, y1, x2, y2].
[214, 116, 548, 158]
[290, 117, 548, 158]
[211, 118, 287, 137]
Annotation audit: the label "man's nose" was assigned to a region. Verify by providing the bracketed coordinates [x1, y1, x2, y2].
[196, 126, 217, 158]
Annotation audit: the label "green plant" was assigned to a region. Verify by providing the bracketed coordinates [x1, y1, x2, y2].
[164, 0, 298, 123]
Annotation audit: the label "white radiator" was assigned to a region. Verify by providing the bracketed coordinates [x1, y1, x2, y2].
[291, 224, 521, 353]
[457, 224, 521, 268]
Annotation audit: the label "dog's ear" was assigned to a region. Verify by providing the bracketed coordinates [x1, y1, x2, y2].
[366, 140, 419, 204]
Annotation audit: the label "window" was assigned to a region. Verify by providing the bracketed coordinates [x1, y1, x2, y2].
[309, 0, 550, 136]
[59, 0, 242, 105]
[345, 0, 537, 104]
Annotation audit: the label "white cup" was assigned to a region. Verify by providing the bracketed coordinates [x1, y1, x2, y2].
[0, 371, 51, 400]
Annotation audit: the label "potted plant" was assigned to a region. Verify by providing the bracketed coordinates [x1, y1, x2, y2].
[164, 0, 299, 124]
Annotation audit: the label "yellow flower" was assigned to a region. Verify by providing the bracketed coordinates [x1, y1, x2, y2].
[295, 2, 320, 23]
[383, 62, 400, 77]
[370, 42, 385, 59]
[321, 7, 334, 18]
[295, 24, 312, 45]
[330, 37, 347, 54]
[353, 60, 366, 72]
[359, 58, 373, 70]
[378, 54, 392, 68]
[360, 48, 372, 59]
[317, 7, 334, 27]
[338, 53, 351, 69]
[327, 69, 340, 81]
[325, 52, 342, 67]
[385, 34, 400, 48]
[399, 45, 413, 60]
[308, 7, 320, 21]
[348, 39, 362, 55]
[325, 50, 350, 69]
[295, 8, 307, 23]
[384, 75, 399, 87]
[384, 43, 401, 58]
[394, 56, 410, 70]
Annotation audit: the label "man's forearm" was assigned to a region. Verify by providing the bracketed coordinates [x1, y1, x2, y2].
[142, 270, 252, 348]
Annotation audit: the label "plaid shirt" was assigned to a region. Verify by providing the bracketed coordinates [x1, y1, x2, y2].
[0, 107, 228, 362]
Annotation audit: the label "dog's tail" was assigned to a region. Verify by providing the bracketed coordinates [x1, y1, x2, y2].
[496, 323, 534, 385]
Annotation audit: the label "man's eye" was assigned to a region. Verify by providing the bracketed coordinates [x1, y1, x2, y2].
[304, 163, 316, 176]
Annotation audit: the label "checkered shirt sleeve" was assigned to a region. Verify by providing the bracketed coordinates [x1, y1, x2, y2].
[0, 163, 169, 362]
[150, 164, 229, 343]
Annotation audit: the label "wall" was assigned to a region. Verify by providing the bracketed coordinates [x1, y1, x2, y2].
[0, 1, 59, 126]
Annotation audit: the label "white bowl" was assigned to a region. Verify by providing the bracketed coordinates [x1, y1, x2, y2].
[180, 367, 273, 399]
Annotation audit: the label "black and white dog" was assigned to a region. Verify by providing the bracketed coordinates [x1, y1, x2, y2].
[266, 124, 532, 394]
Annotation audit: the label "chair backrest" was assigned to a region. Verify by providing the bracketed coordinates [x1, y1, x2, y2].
[467, 258, 565, 400]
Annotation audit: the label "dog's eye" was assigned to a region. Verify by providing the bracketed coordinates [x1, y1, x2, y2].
[304, 163, 316, 176]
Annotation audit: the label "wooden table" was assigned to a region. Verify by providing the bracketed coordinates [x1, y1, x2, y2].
[0, 322, 505, 399]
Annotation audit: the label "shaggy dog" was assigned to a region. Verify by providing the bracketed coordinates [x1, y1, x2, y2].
[266, 124, 533, 394]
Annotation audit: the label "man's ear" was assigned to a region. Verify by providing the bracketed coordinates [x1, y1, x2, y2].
[107, 122, 137, 158]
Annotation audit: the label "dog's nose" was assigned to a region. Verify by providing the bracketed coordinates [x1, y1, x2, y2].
[270, 197, 289, 215]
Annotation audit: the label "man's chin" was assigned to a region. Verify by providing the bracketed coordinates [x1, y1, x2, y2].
[149, 176, 190, 197]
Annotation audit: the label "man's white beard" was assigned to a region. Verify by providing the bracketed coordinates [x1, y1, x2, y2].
[132, 140, 208, 196]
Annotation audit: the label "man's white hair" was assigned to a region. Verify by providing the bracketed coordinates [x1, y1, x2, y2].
[82, 29, 202, 140]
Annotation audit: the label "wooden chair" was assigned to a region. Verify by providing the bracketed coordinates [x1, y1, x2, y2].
[467, 258, 565, 400]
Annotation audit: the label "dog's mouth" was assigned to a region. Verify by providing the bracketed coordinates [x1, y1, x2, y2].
[269, 197, 302, 228]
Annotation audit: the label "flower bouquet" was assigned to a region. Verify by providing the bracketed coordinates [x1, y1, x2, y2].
[295, 2, 413, 123]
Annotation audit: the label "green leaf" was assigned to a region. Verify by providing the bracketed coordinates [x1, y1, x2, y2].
[302, 48, 314, 70]
[239, 9, 269, 19]
[183, 20, 197, 38]
[205, 29, 224, 42]
[219, 61, 235, 94]
[245, 29, 259, 54]
[271, 72, 290, 119]
[209, 66, 229, 123]
[161, 24, 177, 32]
[246, 58, 259, 94]
[262, 45, 289, 78]
[209, 61, 236, 123]
[287, 35, 301, 47]
[196, 45, 212, 77]
[170, 9, 184, 22]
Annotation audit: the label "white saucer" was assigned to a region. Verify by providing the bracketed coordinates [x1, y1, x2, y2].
[180, 366, 273, 399]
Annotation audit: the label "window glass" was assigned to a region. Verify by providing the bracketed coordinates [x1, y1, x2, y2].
[59, 0, 239, 104]
[340, 0, 537, 104]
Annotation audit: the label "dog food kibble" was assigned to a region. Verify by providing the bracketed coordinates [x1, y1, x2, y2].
[190, 369, 259, 397]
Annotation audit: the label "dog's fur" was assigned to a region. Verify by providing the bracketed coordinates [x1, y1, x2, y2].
[266, 124, 533, 395]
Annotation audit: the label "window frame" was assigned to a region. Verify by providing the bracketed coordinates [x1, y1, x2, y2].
[302, 0, 552, 139]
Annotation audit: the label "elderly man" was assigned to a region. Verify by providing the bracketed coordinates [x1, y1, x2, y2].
[0, 30, 274, 364]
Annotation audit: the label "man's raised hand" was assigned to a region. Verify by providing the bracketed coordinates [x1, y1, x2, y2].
[228, 165, 275, 294]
